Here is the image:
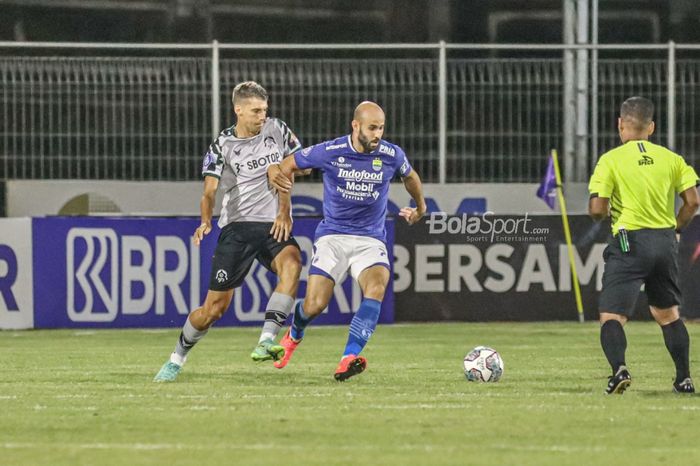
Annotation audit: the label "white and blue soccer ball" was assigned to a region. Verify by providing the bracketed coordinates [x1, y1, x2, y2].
[463, 346, 504, 382]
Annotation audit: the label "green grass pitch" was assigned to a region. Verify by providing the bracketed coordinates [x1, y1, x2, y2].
[2, 322, 699, 466]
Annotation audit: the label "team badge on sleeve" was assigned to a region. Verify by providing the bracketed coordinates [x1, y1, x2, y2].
[289, 131, 301, 149]
[203, 151, 216, 171]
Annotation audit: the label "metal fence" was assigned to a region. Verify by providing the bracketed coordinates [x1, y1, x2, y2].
[1, 41, 699, 183]
[0, 57, 210, 180]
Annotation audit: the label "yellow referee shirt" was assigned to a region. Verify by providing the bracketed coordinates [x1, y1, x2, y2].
[588, 140, 699, 234]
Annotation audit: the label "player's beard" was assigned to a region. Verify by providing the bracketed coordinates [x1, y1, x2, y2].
[358, 132, 379, 153]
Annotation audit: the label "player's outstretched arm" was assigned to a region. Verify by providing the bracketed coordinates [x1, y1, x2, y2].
[194, 175, 218, 246]
[399, 170, 427, 226]
[267, 164, 293, 193]
[293, 168, 313, 176]
[279, 155, 299, 180]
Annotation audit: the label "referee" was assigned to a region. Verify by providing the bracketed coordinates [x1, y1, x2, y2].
[588, 96, 700, 394]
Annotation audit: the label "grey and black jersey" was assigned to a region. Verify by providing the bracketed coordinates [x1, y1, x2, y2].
[202, 118, 301, 228]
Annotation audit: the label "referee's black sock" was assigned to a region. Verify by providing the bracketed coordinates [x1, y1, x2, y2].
[600, 320, 627, 374]
[661, 319, 690, 384]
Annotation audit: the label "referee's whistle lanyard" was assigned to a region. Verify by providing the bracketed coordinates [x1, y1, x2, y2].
[617, 226, 631, 253]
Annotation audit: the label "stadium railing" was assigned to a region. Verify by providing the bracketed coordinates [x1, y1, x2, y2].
[1, 41, 699, 183]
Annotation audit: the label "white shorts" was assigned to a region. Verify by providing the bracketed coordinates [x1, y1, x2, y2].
[309, 234, 390, 284]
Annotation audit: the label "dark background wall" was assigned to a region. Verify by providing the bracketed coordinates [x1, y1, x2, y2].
[1, 0, 700, 44]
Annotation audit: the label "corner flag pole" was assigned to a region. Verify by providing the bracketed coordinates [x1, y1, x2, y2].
[551, 149, 585, 323]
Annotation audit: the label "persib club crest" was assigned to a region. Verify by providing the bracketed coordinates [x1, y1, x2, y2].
[372, 158, 382, 171]
[216, 269, 228, 283]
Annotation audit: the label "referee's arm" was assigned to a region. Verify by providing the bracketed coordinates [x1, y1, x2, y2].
[589, 196, 609, 222]
[676, 186, 700, 233]
[588, 155, 612, 222]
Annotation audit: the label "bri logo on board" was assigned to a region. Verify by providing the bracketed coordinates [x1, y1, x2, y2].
[66, 228, 200, 323]
[0, 245, 19, 312]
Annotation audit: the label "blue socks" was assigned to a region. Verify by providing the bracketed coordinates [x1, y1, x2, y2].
[290, 298, 383, 353]
[343, 298, 382, 357]
[290, 300, 313, 340]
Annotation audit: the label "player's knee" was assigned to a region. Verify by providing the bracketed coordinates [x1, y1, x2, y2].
[303, 295, 327, 317]
[650, 305, 680, 325]
[279, 257, 302, 282]
[599, 311, 627, 325]
[202, 300, 228, 325]
[363, 282, 387, 301]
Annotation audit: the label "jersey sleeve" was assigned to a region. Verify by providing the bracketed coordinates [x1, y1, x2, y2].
[271, 118, 302, 157]
[202, 135, 225, 179]
[396, 147, 413, 178]
[294, 143, 326, 170]
[588, 155, 613, 198]
[675, 157, 700, 193]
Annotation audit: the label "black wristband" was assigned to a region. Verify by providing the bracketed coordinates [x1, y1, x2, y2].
[675, 228, 682, 234]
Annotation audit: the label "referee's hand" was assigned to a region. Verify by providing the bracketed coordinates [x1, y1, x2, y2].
[193, 222, 211, 246]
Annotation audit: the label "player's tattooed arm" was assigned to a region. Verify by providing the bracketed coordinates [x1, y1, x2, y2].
[400, 170, 427, 226]
[194, 175, 218, 246]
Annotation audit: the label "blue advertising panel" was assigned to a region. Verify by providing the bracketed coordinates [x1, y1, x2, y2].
[32, 217, 394, 328]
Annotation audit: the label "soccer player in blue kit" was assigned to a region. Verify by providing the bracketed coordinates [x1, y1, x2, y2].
[268, 101, 427, 381]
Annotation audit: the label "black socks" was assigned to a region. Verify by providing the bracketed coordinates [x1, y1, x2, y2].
[600, 320, 627, 374]
[661, 319, 691, 384]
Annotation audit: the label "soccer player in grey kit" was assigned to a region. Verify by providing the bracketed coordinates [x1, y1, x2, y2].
[154, 81, 303, 381]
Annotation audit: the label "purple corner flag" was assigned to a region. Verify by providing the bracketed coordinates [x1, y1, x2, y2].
[536, 155, 557, 209]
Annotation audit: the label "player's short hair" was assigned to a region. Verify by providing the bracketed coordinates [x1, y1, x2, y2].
[232, 81, 268, 106]
[620, 96, 654, 130]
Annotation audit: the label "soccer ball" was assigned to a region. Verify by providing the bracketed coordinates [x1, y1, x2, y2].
[463, 346, 504, 382]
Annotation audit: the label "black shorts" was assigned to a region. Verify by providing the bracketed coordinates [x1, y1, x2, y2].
[208, 222, 299, 291]
[599, 228, 681, 317]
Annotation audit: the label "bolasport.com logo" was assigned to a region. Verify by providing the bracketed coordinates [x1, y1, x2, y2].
[425, 211, 550, 243]
[66, 228, 199, 323]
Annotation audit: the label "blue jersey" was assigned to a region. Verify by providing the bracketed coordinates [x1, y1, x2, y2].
[294, 135, 413, 243]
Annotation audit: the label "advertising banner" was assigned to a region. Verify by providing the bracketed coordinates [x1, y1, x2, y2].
[6, 213, 698, 328]
[0, 218, 33, 329]
[392, 213, 700, 321]
[678, 217, 700, 320]
[31, 217, 394, 329]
